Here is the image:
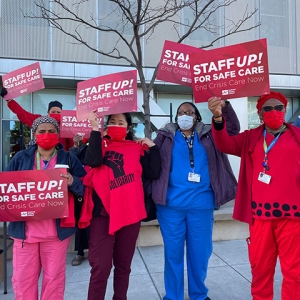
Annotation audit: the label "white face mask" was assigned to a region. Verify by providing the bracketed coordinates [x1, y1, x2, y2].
[177, 115, 194, 130]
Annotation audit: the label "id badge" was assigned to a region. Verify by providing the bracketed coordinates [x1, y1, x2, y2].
[188, 172, 200, 182]
[258, 172, 271, 184]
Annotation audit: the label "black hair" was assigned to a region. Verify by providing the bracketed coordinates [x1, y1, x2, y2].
[47, 100, 63, 112]
[175, 102, 202, 123]
[106, 112, 134, 140]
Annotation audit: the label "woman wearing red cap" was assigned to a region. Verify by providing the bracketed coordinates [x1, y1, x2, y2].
[209, 92, 300, 300]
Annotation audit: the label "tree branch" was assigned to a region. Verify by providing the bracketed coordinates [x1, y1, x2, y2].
[24, 0, 260, 137]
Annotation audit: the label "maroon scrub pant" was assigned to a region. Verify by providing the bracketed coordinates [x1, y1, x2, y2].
[87, 215, 141, 300]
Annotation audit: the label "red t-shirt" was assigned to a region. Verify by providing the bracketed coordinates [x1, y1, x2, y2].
[251, 129, 300, 219]
[91, 139, 147, 234]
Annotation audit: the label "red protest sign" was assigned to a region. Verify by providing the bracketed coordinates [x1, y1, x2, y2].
[2, 62, 45, 99]
[76, 70, 137, 121]
[60, 110, 104, 139]
[0, 169, 69, 222]
[156, 40, 203, 86]
[190, 38, 270, 102]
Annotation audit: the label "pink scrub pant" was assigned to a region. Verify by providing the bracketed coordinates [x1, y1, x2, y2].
[12, 237, 71, 300]
[248, 219, 300, 300]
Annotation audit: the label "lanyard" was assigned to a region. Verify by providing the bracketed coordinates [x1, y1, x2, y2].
[36, 150, 57, 170]
[180, 130, 195, 169]
[262, 127, 285, 171]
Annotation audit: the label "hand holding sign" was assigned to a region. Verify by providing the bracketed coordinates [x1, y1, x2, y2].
[208, 97, 223, 117]
[89, 110, 101, 131]
[1, 87, 8, 99]
[73, 134, 83, 148]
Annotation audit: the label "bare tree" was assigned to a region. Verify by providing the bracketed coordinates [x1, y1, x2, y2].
[25, 0, 259, 138]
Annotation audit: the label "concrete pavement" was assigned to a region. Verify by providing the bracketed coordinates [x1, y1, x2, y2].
[1, 239, 283, 300]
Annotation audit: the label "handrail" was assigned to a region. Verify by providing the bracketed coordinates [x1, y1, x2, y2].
[0, 222, 13, 294]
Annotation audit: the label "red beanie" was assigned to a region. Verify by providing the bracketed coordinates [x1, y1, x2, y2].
[256, 91, 288, 112]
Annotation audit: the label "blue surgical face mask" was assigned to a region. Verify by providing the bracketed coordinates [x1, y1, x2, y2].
[177, 115, 194, 130]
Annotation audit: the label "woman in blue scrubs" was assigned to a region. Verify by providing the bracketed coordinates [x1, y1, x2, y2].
[152, 101, 240, 300]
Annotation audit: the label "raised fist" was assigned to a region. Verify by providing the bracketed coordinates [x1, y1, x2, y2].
[103, 150, 125, 178]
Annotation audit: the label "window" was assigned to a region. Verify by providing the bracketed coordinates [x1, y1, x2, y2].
[98, 1, 135, 35]
[182, 3, 220, 47]
[2, 94, 31, 119]
[0, 0, 49, 27]
[248, 97, 261, 129]
[260, 1, 289, 47]
[2, 121, 31, 170]
[156, 93, 213, 124]
[157, 93, 192, 122]
[33, 90, 76, 114]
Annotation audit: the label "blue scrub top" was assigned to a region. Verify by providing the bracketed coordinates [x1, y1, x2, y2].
[166, 130, 215, 210]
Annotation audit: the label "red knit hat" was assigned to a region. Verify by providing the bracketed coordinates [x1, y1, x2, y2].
[256, 92, 288, 112]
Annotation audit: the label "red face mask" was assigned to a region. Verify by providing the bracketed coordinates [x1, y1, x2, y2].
[49, 113, 61, 123]
[106, 126, 127, 141]
[35, 133, 59, 150]
[263, 111, 285, 129]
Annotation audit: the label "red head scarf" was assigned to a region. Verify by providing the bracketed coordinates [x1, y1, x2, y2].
[256, 91, 288, 113]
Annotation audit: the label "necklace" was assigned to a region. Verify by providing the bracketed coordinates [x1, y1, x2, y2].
[36, 149, 57, 170]
[180, 130, 193, 138]
[40, 155, 52, 161]
[267, 125, 286, 136]
[40, 153, 55, 161]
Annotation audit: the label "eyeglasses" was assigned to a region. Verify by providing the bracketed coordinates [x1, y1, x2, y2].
[262, 105, 284, 112]
[177, 110, 196, 116]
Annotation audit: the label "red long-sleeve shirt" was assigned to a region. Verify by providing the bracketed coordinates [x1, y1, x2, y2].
[212, 121, 300, 224]
[251, 130, 300, 220]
